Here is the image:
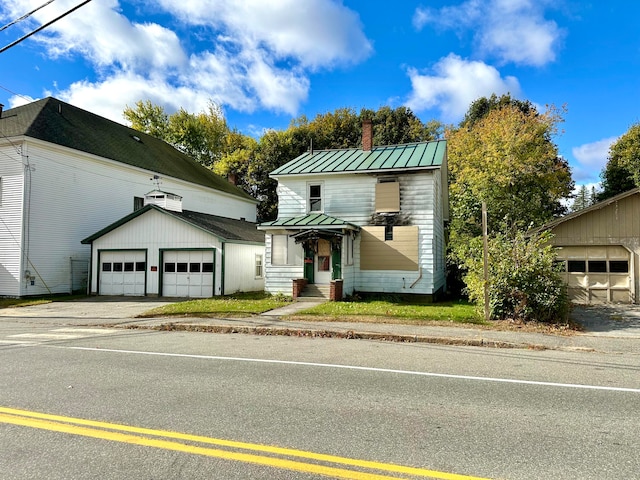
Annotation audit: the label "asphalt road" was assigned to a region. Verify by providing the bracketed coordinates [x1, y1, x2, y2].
[0, 319, 639, 479]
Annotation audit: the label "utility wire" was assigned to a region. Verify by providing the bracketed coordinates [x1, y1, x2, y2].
[0, 0, 58, 32]
[0, 0, 92, 55]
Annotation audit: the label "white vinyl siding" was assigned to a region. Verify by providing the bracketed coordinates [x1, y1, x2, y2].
[0, 145, 25, 296]
[264, 234, 304, 295]
[223, 244, 265, 294]
[267, 170, 445, 296]
[3, 139, 255, 297]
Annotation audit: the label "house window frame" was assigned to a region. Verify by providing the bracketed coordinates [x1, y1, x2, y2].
[271, 234, 303, 266]
[384, 225, 394, 241]
[255, 254, 264, 278]
[308, 182, 323, 213]
[133, 196, 144, 211]
[375, 177, 400, 213]
[345, 234, 354, 266]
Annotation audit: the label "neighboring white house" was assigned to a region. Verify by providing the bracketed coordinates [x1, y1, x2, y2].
[81, 191, 264, 297]
[0, 98, 258, 297]
[259, 121, 448, 300]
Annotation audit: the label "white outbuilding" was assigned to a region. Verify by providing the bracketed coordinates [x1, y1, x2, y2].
[82, 191, 265, 297]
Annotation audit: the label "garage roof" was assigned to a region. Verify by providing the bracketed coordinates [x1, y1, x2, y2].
[82, 205, 265, 245]
[533, 187, 640, 233]
[1, 97, 255, 202]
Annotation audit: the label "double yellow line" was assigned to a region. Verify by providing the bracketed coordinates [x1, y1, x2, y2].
[0, 406, 488, 479]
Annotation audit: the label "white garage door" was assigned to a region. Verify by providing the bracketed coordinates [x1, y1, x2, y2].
[99, 250, 146, 296]
[162, 250, 215, 298]
[556, 245, 632, 304]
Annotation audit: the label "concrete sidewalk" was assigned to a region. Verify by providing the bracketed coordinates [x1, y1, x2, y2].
[2, 298, 639, 354]
[117, 303, 640, 355]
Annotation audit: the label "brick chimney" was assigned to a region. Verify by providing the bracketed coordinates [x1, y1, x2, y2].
[228, 172, 238, 186]
[362, 119, 373, 151]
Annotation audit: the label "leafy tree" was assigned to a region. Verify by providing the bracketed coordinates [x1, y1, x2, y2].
[447, 99, 573, 318]
[124, 100, 230, 168]
[123, 100, 170, 140]
[597, 123, 640, 201]
[462, 230, 569, 323]
[448, 102, 573, 239]
[364, 106, 443, 145]
[460, 93, 536, 129]
[167, 104, 228, 168]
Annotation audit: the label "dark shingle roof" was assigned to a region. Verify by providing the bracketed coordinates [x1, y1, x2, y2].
[270, 140, 446, 176]
[82, 205, 265, 245]
[0, 97, 254, 202]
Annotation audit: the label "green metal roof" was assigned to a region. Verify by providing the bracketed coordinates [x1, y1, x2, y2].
[0, 97, 255, 202]
[258, 213, 359, 230]
[270, 140, 446, 176]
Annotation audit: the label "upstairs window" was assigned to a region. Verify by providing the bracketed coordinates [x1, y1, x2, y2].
[308, 184, 322, 212]
[375, 179, 400, 213]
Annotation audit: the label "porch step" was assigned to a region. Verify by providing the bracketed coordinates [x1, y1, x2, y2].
[298, 284, 330, 300]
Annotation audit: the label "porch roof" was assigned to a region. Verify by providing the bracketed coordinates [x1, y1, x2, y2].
[258, 213, 359, 230]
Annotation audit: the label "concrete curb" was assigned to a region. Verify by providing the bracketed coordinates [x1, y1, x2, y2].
[121, 322, 587, 351]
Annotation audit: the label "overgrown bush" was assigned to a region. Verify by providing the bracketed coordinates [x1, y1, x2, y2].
[461, 230, 569, 323]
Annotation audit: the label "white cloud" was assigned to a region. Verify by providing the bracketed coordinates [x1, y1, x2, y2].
[571, 136, 618, 182]
[405, 54, 520, 121]
[414, 0, 564, 67]
[8, 95, 37, 108]
[155, 0, 372, 69]
[1, 0, 371, 120]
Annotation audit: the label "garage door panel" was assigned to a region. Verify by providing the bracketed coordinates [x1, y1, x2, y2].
[100, 251, 146, 296]
[162, 250, 215, 298]
[611, 290, 631, 303]
[588, 274, 609, 288]
[590, 289, 608, 303]
[610, 274, 630, 288]
[556, 245, 632, 304]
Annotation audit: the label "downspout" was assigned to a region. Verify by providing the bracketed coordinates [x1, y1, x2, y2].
[220, 243, 225, 296]
[409, 267, 423, 289]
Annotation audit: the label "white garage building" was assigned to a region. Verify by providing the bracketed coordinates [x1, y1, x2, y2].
[82, 191, 265, 297]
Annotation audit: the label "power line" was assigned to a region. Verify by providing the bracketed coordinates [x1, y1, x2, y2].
[0, 84, 33, 102]
[0, 0, 58, 32]
[0, 0, 93, 55]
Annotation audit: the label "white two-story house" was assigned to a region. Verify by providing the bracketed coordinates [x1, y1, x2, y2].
[259, 121, 448, 300]
[0, 98, 259, 297]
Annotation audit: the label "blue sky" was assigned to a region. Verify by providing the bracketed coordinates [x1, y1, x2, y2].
[1, 1, 639, 190]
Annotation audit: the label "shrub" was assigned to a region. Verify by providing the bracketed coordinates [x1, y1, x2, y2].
[461, 230, 569, 323]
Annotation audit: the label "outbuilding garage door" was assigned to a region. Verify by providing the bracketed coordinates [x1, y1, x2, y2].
[162, 250, 215, 298]
[99, 250, 146, 296]
[555, 245, 632, 304]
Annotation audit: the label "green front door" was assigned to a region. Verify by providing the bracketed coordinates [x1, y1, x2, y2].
[331, 243, 341, 280]
[304, 245, 314, 283]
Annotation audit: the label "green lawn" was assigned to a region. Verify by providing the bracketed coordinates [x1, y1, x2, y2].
[141, 292, 481, 325]
[294, 299, 482, 324]
[139, 292, 292, 317]
[0, 298, 52, 309]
